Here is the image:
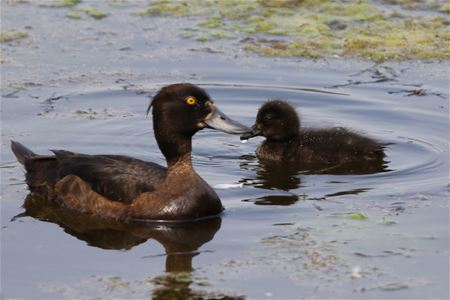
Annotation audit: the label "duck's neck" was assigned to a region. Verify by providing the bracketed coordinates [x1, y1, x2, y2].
[155, 132, 194, 171]
[167, 152, 193, 171]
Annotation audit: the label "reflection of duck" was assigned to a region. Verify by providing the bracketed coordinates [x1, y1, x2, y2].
[17, 195, 239, 299]
[17, 194, 221, 272]
[241, 100, 388, 174]
[11, 83, 249, 221]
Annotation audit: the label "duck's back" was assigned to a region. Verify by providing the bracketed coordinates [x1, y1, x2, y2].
[53, 151, 167, 203]
[13, 142, 166, 203]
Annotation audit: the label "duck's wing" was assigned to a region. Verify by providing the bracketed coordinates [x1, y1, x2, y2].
[51, 150, 167, 204]
[11, 141, 167, 204]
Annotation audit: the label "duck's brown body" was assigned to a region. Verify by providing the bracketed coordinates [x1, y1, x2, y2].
[12, 143, 221, 222]
[12, 84, 248, 221]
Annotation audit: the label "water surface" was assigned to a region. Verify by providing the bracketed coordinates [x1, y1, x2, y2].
[2, 66, 449, 298]
[1, 2, 449, 299]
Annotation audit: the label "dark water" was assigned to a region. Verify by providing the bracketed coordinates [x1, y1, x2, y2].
[1, 2, 449, 299]
[2, 67, 449, 299]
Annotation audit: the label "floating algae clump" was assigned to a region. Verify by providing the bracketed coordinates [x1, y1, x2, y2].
[66, 10, 82, 19]
[136, 1, 191, 17]
[199, 18, 223, 29]
[0, 31, 28, 43]
[51, 0, 80, 8]
[330, 212, 368, 220]
[66, 7, 109, 20]
[137, 0, 450, 61]
[82, 7, 109, 20]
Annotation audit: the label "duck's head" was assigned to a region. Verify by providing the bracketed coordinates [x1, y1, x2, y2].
[241, 100, 300, 141]
[149, 83, 249, 139]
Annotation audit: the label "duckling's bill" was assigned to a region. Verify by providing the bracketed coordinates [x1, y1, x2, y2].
[240, 124, 261, 140]
[203, 104, 250, 134]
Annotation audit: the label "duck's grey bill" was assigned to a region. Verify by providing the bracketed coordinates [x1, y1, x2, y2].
[240, 124, 261, 140]
[204, 106, 250, 134]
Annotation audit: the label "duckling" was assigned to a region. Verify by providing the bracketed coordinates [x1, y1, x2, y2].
[241, 100, 387, 173]
[12, 83, 249, 222]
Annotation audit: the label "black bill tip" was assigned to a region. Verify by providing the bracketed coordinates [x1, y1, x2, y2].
[240, 125, 261, 140]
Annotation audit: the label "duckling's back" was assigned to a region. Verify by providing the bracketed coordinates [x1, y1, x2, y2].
[257, 128, 387, 174]
[299, 127, 385, 165]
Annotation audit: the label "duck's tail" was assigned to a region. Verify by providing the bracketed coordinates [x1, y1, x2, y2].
[11, 140, 36, 165]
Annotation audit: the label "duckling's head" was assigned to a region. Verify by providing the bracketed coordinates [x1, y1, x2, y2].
[149, 83, 249, 139]
[241, 100, 300, 141]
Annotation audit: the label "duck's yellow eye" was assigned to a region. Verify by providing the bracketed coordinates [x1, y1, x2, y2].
[185, 96, 197, 106]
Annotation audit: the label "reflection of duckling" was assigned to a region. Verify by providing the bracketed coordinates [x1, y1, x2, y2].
[11, 83, 249, 221]
[239, 157, 301, 191]
[241, 100, 387, 174]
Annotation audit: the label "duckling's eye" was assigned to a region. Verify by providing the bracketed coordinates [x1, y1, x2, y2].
[185, 96, 197, 106]
[263, 114, 273, 121]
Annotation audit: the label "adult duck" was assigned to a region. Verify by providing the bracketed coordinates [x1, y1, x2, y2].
[12, 83, 249, 221]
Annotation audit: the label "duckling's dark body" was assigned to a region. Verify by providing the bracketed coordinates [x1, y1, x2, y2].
[257, 127, 385, 165]
[242, 100, 386, 173]
[12, 83, 248, 221]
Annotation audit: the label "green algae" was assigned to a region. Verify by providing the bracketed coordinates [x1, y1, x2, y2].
[66, 10, 82, 19]
[180, 31, 195, 39]
[0, 31, 27, 43]
[65, 7, 109, 20]
[440, 4, 450, 13]
[136, 1, 191, 17]
[138, 0, 450, 61]
[196, 29, 235, 42]
[51, 0, 80, 8]
[348, 212, 368, 220]
[258, 0, 306, 8]
[330, 212, 368, 220]
[258, 227, 351, 283]
[199, 18, 223, 29]
[83, 7, 109, 19]
[383, 0, 444, 10]
[381, 218, 397, 225]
